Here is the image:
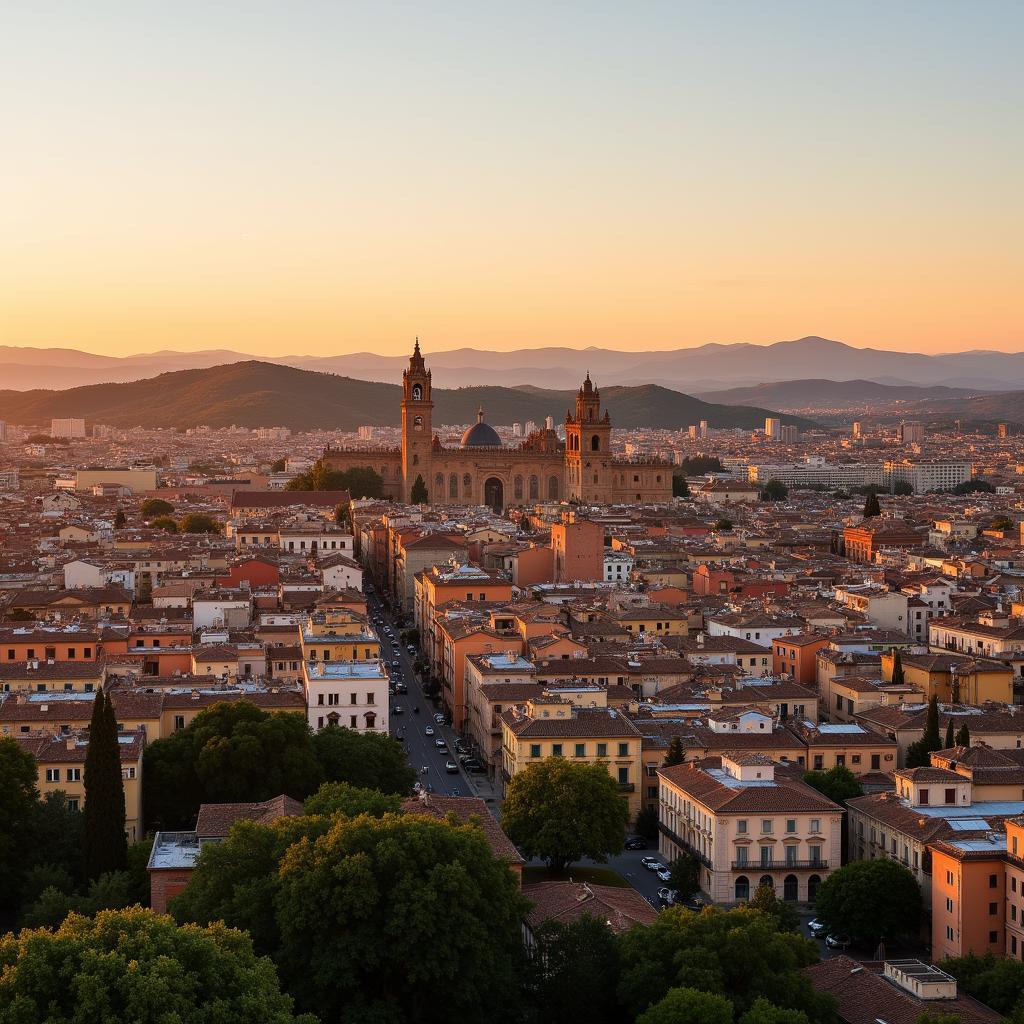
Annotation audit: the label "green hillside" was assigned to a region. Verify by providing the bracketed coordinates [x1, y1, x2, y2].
[0, 361, 815, 431]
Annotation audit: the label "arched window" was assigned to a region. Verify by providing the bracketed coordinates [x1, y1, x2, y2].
[364, 711, 377, 729]
[591, 434, 600, 451]
[783, 875, 798, 902]
[449, 473, 458, 499]
[807, 874, 821, 903]
[462, 473, 472, 497]
[514, 475, 524, 500]
[412, 384, 422, 400]
[529, 475, 539, 500]
[434, 473, 444, 494]
[735, 876, 749, 901]
[413, 415, 423, 429]
[758, 875, 774, 894]
[547, 475, 558, 499]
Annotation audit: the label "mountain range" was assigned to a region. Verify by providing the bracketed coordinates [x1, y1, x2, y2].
[0, 361, 815, 432]
[3, 337, 1024, 392]
[694, 379, 982, 412]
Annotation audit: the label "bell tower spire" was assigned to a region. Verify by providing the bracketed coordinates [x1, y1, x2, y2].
[401, 338, 433, 502]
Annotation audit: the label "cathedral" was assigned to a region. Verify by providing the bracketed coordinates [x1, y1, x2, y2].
[321, 340, 673, 511]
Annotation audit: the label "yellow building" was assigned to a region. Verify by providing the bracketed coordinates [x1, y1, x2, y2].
[881, 652, 1013, 705]
[500, 697, 643, 817]
[300, 609, 381, 663]
[17, 728, 146, 842]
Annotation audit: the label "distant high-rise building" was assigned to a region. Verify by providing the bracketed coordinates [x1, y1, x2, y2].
[51, 417, 86, 439]
[780, 424, 797, 443]
[901, 421, 924, 446]
[357, 425, 374, 440]
[688, 425, 699, 440]
[524, 420, 537, 436]
[0, 420, 7, 441]
[512, 422, 523, 437]
[998, 423, 1008, 439]
[852, 421, 862, 439]
[764, 417, 781, 440]
[699, 420, 708, 439]
[544, 415, 554, 431]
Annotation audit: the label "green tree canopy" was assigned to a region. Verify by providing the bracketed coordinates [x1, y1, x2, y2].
[270, 457, 287, 472]
[178, 512, 220, 534]
[714, 517, 733, 531]
[274, 812, 528, 1023]
[634, 806, 659, 839]
[617, 905, 831, 1021]
[747, 882, 800, 933]
[955, 723, 971, 747]
[663, 736, 686, 767]
[945, 719, 955, 749]
[672, 475, 690, 498]
[83, 692, 127, 880]
[113, 508, 126, 529]
[0, 737, 40, 909]
[891, 647, 905, 685]
[952, 479, 994, 494]
[501, 759, 630, 872]
[143, 701, 323, 830]
[678, 456, 724, 475]
[892, 479, 914, 495]
[863, 491, 881, 517]
[761, 478, 788, 502]
[942, 952, 1024, 1018]
[738, 999, 812, 1024]
[411, 473, 429, 504]
[149, 515, 178, 532]
[802, 764, 863, 805]
[140, 497, 174, 516]
[636, 986, 734, 1024]
[303, 780, 401, 818]
[814, 858, 921, 945]
[312, 726, 415, 795]
[668, 850, 702, 901]
[0, 907, 314, 1023]
[286, 460, 384, 498]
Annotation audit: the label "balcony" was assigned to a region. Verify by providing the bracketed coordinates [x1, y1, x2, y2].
[730, 859, 828, 871]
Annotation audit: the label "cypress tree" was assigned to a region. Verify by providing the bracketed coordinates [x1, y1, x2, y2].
[83, 692, 127, 879]
[955, 723, 971, 748]
[663, 737, 686, 767]
[410, 474, 428, 504]
[890, 648, 905, 686]
[863, 491, 881, 518]
[945, 719, 955, 749]
[922, 694, 942, 753]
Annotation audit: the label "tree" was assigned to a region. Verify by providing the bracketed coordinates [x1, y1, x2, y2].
[636, 987, 734, 1024]
[524, 915, 622, 1024]
[923, 694, 942, 750]
[334, 502, 351, 527]
[942, 952, 1024, 1018]
[952, 479, 994, 494]
[312, 726, 415, 795]
[113, 508, 126, 529]
[634, 806, 659, 839]
[0, 738, 40, 909]
[714, 517, 733, 531]
[672, 474, 690, 498]
[20, 869, 143, 929]
[663, 736, 687, 767]
[863, 491, 881, 517]
[814, 859, 921, 945]
[892, 479, 914, 495]
[890, 647, 905, 685]
[738, 998, 812, 1024]
[179, 512, 220, 533]
[990, 515, 1014, 532]
[761, 478, 788, 502]
[149, 515, 178, 532]
[501, 760, 629, 872]
[747, 882, 800, 933]
[945, 719, 955, 749]
[271, 457, 287, 472]
[83, 692, 127, 880]
[679, 456, 724, 475]
[140, 497, 174, 516]
[303, 781, 401, 818]
[0, 907, 314, 1023]
[274, 812, 528, 1023]
[913, 1013, 967, 1024]
[286, 460, 384, 498]
[668, 850, 701, 901]
[956, 723, 971, 747]
[617, 905, 831, 1020]
[802, 765, 862, 805]
[411, 473, 429, 504]
[144, 702, 323, 830]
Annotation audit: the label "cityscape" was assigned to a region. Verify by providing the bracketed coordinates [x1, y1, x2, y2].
[2, 4, 1023, 1024]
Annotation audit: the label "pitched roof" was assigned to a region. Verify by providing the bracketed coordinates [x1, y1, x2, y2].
[195, 794, 304, 837]
[400, 794, 522, 863]
[523, 880, 658, 933]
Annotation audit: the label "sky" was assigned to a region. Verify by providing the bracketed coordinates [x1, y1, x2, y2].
[1, 1, 1021, 358]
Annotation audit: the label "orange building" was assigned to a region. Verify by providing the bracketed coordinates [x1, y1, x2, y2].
[772, 633, 830, 688]
[551, 519, 604, 583]
[932, 835, 1007, 961]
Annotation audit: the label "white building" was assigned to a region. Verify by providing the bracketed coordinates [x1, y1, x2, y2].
[603, 549, 634, 583]
[303, 659, 389, 734]
[51, 417, 86, 439]
[884, 459, 972, 494]
[320, 553, 364, 592]
[192, 593, 252, 630]
[764, 417, 781, 440]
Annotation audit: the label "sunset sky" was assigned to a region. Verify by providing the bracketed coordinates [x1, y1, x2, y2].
[2, 2, 1021, 357]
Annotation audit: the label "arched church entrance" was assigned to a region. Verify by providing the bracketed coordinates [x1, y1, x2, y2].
[484, 477, 504, 513]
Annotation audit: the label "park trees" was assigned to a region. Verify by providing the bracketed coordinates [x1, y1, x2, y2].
[802, 764, 863, 805]
[814, 859, 921, 945]
[140, 497, 174, 517]
[0, 907, 314, 1023]
[761, 478, 788, 502]
[83, 692, 127, 880]
[311, 726, 414, 794]
[637, 987, 734, 1024]
[501, 760, 629, 872]
[0, 737, 40, 909]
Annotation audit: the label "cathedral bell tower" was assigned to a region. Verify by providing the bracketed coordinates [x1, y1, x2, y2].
[401, 338, 433, 502]
[564, 372, 612, 502]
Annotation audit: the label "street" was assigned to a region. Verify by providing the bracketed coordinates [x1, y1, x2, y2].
[368, 589, 498, 802]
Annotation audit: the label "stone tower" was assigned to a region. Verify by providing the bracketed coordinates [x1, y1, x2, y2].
[565, 373, 612, 502]
[401, 338, 433, 502]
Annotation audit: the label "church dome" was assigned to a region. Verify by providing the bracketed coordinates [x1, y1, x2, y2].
[461, 408, 502, 448]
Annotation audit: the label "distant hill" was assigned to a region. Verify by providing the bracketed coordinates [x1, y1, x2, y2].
[2, 337, 1023, 391]
[0, 361, 815, 431]
[894, 389, 1024, 427]
[695, 379, 981, 412]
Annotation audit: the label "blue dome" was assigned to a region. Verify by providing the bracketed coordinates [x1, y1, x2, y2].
[461, 408, 502, 448]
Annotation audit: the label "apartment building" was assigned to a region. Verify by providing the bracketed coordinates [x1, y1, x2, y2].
[657, 754, 842, 904]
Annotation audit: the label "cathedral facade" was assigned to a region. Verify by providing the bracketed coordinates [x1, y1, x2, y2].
[321, 341, 673, 511]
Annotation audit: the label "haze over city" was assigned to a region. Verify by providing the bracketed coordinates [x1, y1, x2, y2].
[3, 1, 1022, 358]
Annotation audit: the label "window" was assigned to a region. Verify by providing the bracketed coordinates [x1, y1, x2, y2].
[990, 902, 998, 915]
[530, 744, 541, 758]
[990, 874, 999, 888]
[946, 926, 954, 940]
[67, 799, 79, 812]
[737, 820, 748, 834]
[945, 788, 957, 804]
[871, 754, 881, 770]
[785, 846, 797, 866]
[786, 819, 796, 833]
[617, 742, 628, 757]
[349, 715, 357, 728]
[760, 847, 771, 867]
[735, 847, 748, 866]
[618, 767, 629, 785]
[367, 693, 374, 705]
[946, 870, 954, 885]
[596, 743, 607, 757]
[575, 743, 585, 757]
[810, 819, 820, 833]
[66, 768, 81, 782]
[45, 768, 59, 783]
[762, 819, 773, 834]
[123, 767, 136, 780]
[990, 931, 999, 944]
[920, 789, 930, 805]
[552, 744, 563, 757]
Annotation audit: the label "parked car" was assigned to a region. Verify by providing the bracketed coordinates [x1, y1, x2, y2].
[434, 738, 447, 748]
[656, 866, 672, 882]
[391, 660, 401, 669]
[657, 887, 676, 905]
[640, 857, 660, 871]
[825, 933, 851, 950]
[445, 760, 459, 773]
[624, 835, 648, 850]
[434, 713, 446, 725]
[424, 725, 435, 736]
[393, 706, 403, 715]
[808, 919, 828, 938]
[394, 682, 407, 694]
[407, 645, 417, 655]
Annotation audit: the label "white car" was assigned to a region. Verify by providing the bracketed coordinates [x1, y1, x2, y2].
[656, 866, 672, 882]
[424, 725, 435, 736]
[657, 887, 676, 905]
[640, 857, 661, 871]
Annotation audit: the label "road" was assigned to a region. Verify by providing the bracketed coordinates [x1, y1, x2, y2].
[367, 588, 497, 801]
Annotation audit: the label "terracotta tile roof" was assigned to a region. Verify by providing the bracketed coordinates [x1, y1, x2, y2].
[400, 794, 523, 864]
[523, 880, 657, 933]
[230, 490, 350, 510]
[195, 794, 304, 837]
